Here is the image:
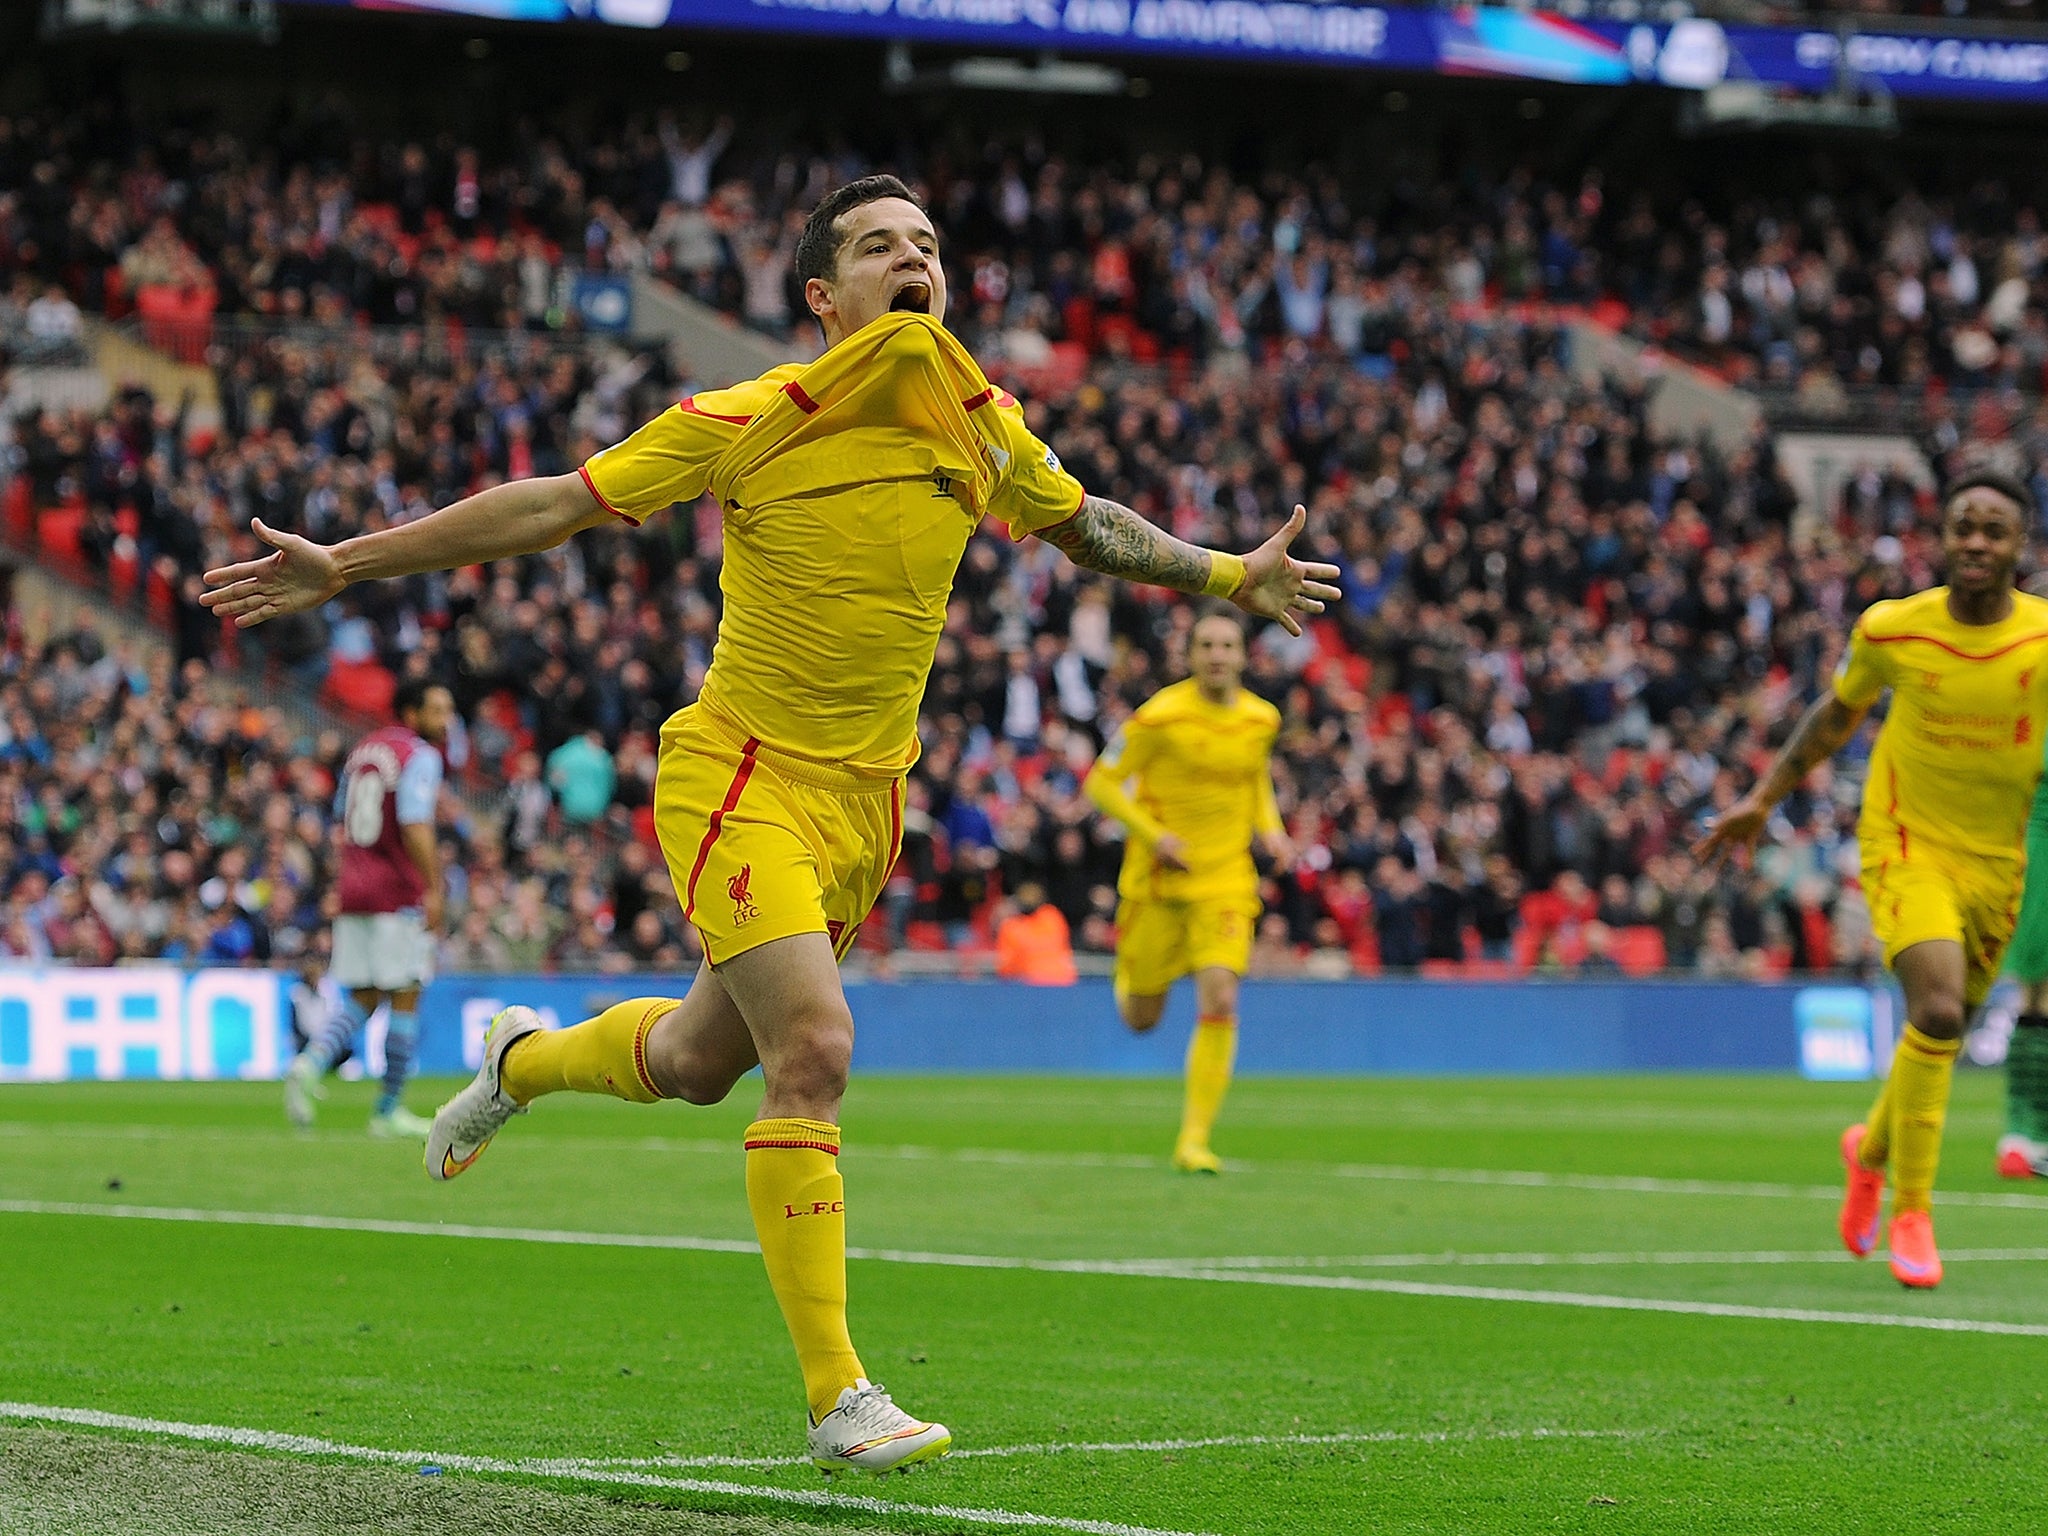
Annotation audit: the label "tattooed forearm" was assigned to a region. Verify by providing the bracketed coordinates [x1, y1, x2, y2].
[1041, 496, 1215, 593]
[1754, 693, 1865, 808]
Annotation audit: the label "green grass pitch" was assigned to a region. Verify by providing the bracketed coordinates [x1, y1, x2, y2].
[4, 1070, 2048, 1534]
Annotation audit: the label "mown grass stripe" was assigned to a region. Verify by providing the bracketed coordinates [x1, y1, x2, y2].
[6, 1198, 2047, 1337]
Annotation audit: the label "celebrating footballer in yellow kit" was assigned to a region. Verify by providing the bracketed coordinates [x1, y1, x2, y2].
[1698, 470, 2048, 1290]
[1085, 613, 1290, 1172]
[198, 175, 1339, 1471]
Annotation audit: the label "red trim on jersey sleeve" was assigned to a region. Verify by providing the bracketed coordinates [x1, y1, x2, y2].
[961, 386, 996, 412]
[680, 397, 753, 426]
[578, 464, 642, 527]
[1029, 487, 1091, 539]
[782, 380, 820, 414]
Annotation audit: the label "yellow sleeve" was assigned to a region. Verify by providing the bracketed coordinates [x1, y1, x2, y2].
[976, 393, 1086, 541]
[579, 385, 759, 526]
[1254, 745, 1284, 837]
[1832, 616, 1893, 710]
[1083, 718, 1167, 845]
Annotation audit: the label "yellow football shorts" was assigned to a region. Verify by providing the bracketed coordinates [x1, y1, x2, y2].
[655, 704, 904, 966]
[1861, 841, 2022, 1007]
[1114, 893, 1261, 997]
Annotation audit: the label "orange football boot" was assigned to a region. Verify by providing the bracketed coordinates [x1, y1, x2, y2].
[1838, 1123, 1885, 1258]
[1887, 1209, 1942, 1289]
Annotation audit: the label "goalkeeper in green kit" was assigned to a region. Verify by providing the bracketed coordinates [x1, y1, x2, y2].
[2004, 573, 2048, 1179]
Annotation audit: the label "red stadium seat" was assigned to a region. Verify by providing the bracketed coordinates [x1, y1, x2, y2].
[37, 504, 85, 569]
[2, 478, 30, 545]
[324, 658, 396, 720]
[1612, 927, 1668, 977]
[108, 538, 139, 599]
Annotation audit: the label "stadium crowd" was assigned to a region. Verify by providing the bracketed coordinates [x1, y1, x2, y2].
[0, 610, 707, 976]
[14, 104, 2031, 977]
[8, 103, 2048, 437]
[3, 292, 1907, 980]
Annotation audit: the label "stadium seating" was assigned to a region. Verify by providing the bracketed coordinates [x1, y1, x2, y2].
[4, 107, 1942, 979]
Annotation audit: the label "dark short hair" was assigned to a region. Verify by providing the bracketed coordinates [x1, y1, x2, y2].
[1945, 466, 2035, 521]
[795, 174, 926, 287]
[1192, 603, 1247, 634]
[392, 676, 438, 723]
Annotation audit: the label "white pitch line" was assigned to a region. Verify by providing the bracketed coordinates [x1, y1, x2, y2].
[576, 1425, 1645, 1471]
[9, 1117, 2048, 1210]
[24, 1199, 2045, 1280]
[1189, 1247, 2048, 1270]
[0, 1402, 1206, 1536]
[1319, 1159, 2048, 1211]
[0, 1199, 765, 1258]
[1174, 1268, 2048, 1337]
[12, 1199, 2048, 1275]
[9, 1198, 2048, 1339]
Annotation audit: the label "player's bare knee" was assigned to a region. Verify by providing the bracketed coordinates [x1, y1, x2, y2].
[764, 1008, 855, 1106]
[1123, 995, 1167, 1033]
[1194, 974, 1240, 1019]
[662, 1052, 743, 1106]
[1912, 995, 1969, 1041]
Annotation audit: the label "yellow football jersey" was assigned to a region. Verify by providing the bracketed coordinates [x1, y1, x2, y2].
[580, 313, 1084, 774]
[1088, 678, 1285, 903]
[1834, 587, 2048, 867]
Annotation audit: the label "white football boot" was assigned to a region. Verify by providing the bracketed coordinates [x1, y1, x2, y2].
[807, 1379, 952, 1475]
[369, 1105, 435, 1140]
[424, 1006, 545, 1181]
[282, 1052, 325, 1129]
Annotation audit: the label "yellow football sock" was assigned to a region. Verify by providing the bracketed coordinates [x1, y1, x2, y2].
[745, 1118, 866, 1420]
[499, 998, 678, 1105]
[1887, 1025, 1960, 1215]
[1177, 1015, 1237, 1154]
[1856, 1072, 1895, 1170]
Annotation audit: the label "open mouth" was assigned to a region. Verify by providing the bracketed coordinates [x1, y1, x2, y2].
[890, 282, 933, 314]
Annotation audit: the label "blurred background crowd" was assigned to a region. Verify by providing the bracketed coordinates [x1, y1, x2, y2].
[7, 13, 2047, 981]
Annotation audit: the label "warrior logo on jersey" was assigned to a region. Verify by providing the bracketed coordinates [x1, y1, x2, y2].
[728, 864, 759, 926]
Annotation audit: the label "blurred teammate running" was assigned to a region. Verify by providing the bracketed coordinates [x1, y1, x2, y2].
[1085, 611, 1291, 1172]
[200, 175, 1338, 1471]
[285, 678, 451, 1138]
[1697, 471, 2048, 1288]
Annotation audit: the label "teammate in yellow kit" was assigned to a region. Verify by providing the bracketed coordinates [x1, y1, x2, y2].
[1085, 612, 1292, 1173]
[199, 175, 1340, 1468]
[1698, 471, 2048, 1289]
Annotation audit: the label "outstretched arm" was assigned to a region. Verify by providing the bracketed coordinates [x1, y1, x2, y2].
[201, 473, 610, 628]
[1082, 752, 1188, 872]
[1041, 497, 1342, 638]
[1082, 758, 1169, 846]
[1692, 692, 1869, 866]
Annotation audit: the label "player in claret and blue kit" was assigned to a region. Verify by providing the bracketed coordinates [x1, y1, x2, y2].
[284, 678, 452, 1138]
